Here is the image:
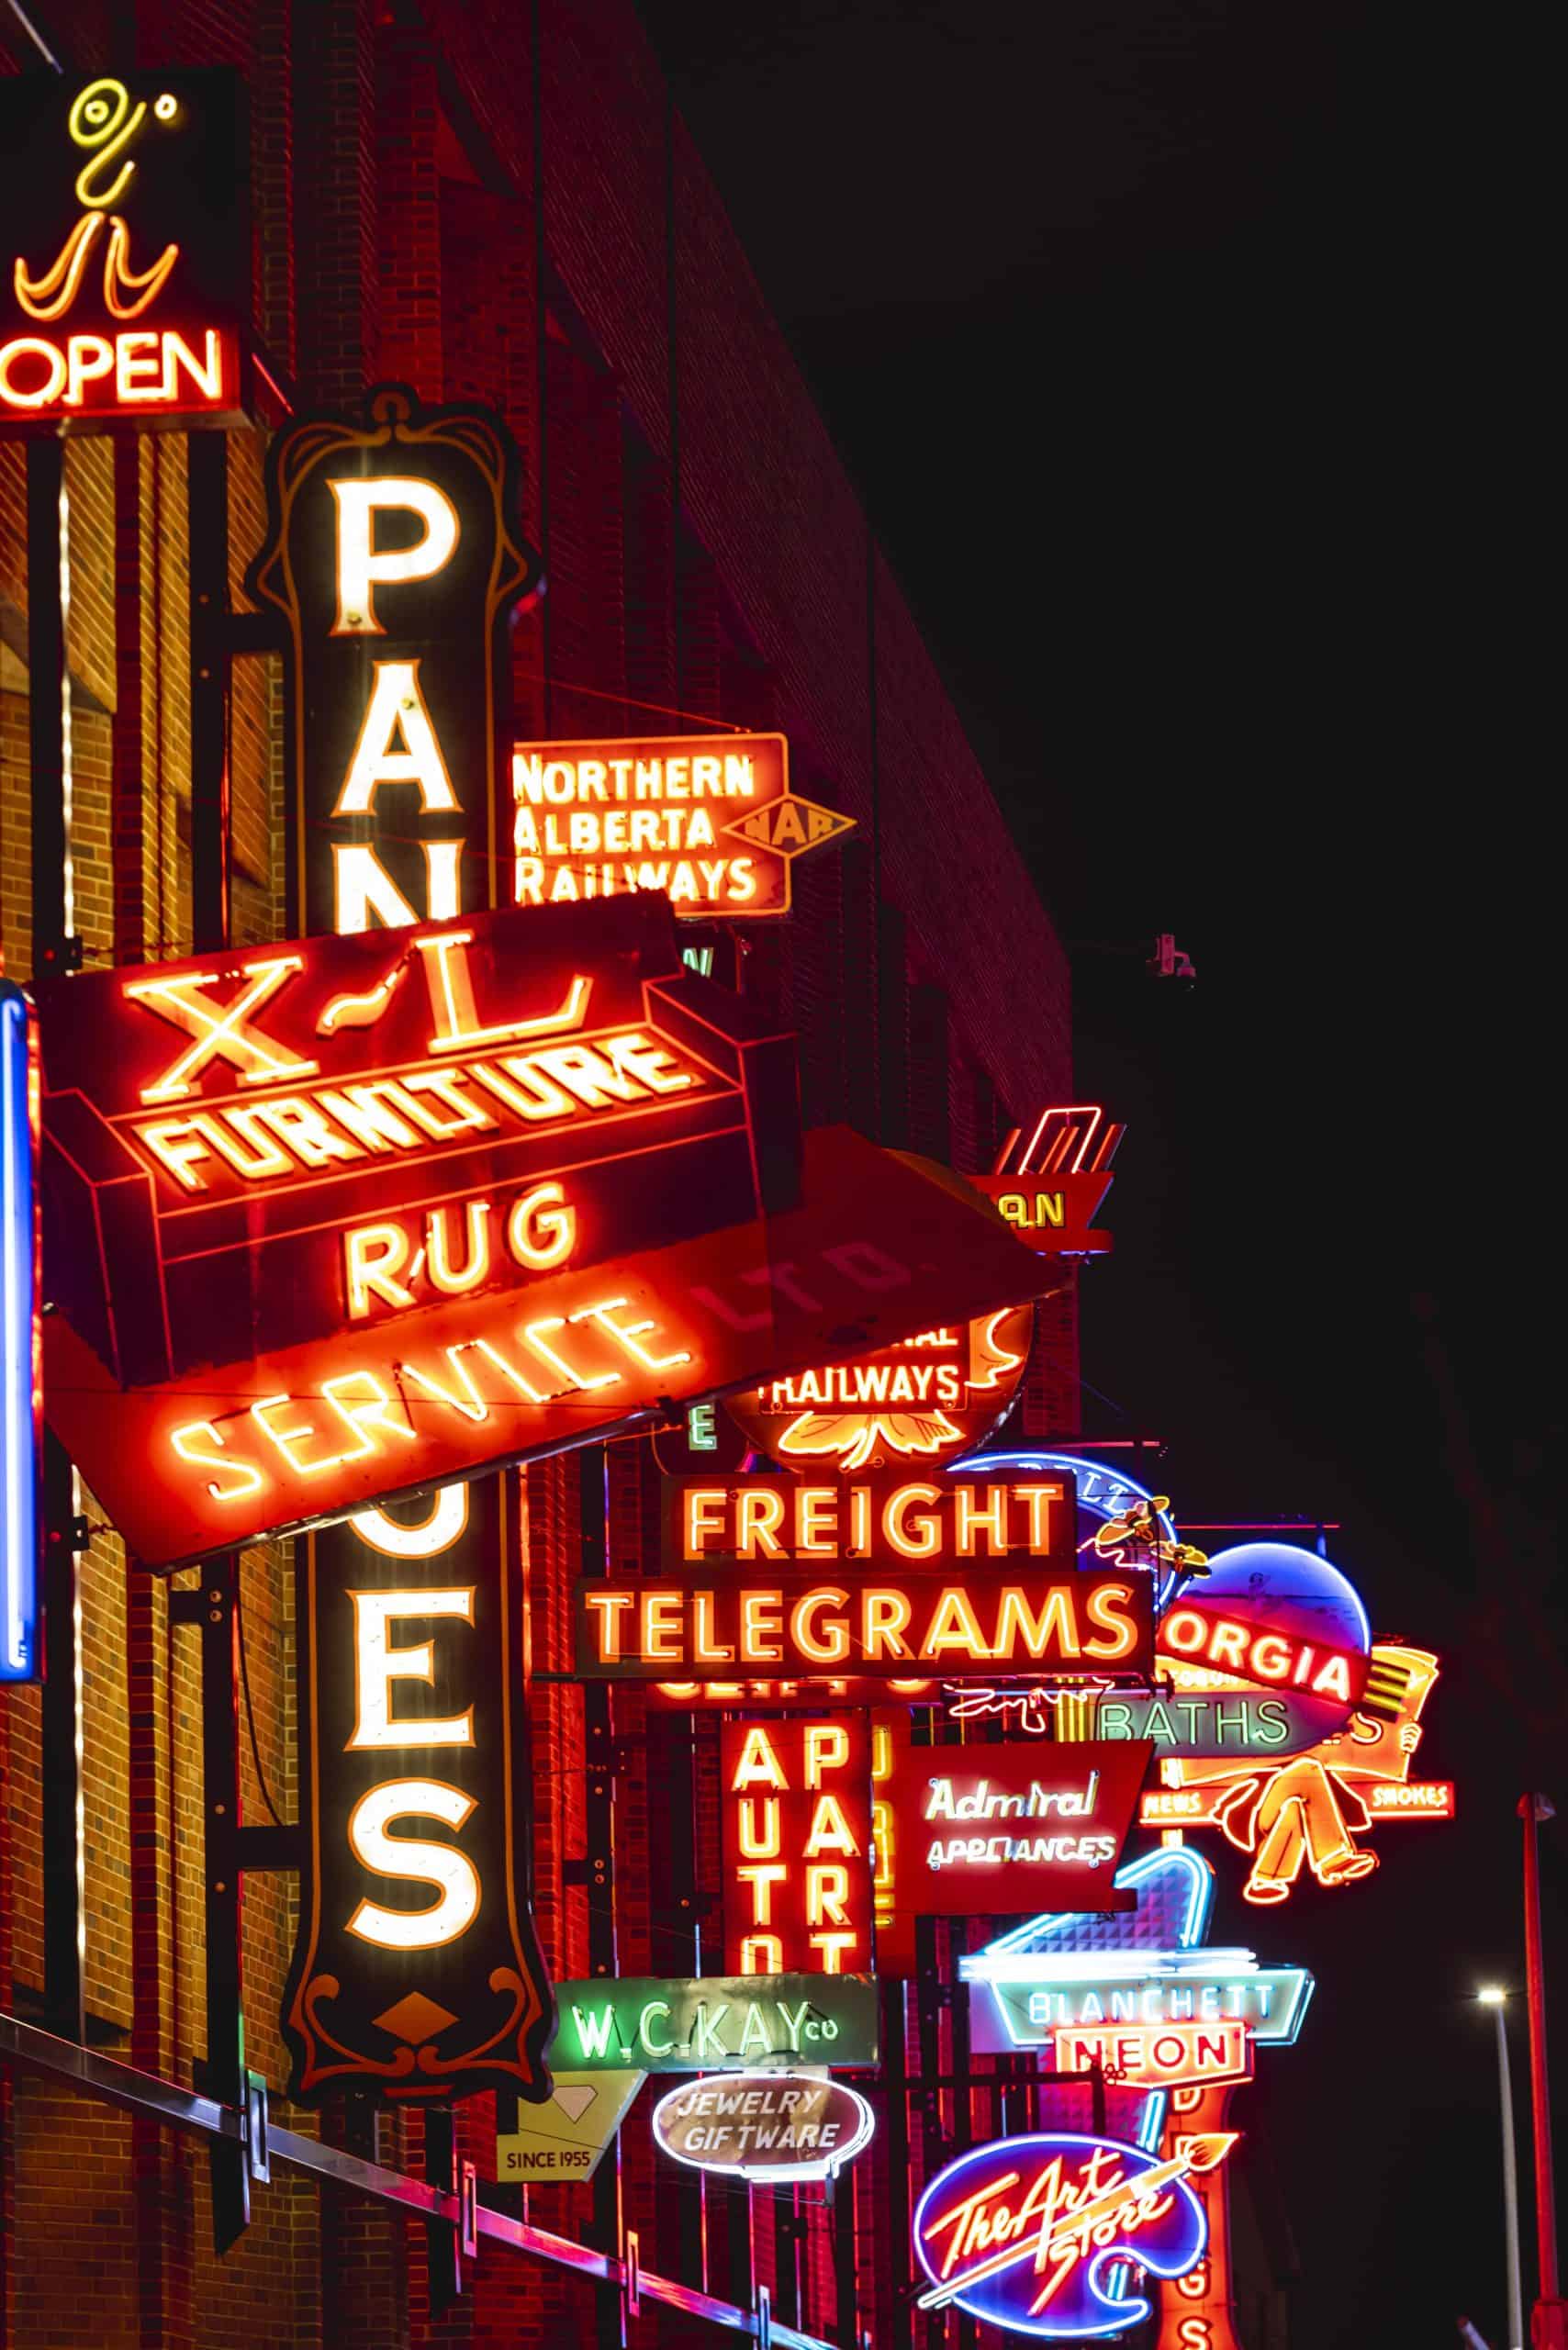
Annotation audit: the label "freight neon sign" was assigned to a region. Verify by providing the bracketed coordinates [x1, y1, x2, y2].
[913, 2130, 1234, 2334]
[664, 1470, 1076, 1570]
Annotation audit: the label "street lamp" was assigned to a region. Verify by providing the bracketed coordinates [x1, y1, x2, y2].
[1478, 1988, 1525, 2350]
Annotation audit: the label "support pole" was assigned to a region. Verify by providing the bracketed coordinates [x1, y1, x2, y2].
[28, 440, 85, 2048]
[582, 1446, 625, 2350]
[39, 1434, 83, 2043]
[425, 2104, 462, 2311]
[1495, 2002, 1525, 2350]
[187, 434, 231, 955]
[881, 1978, 912, 2350]
[173, 1557, 250, 2249]
[28, 440, 72, 977]
[1519, 1795, 1564, 2344]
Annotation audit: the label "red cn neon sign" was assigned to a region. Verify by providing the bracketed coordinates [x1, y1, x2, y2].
[967, 1104, 1123, 1258]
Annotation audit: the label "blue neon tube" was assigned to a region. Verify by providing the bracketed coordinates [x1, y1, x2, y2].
[1, 980, 39, 1681]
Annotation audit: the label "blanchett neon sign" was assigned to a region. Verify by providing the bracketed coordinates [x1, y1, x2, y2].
[913, 2131, 1234, 2335]
[576, 1565, 1151, 1681]
[1051, 2022, 1251, 2093]
[0, 72, 247, 431]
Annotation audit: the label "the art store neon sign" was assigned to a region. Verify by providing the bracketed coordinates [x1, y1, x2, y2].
[913, 2129, 1235, 2336]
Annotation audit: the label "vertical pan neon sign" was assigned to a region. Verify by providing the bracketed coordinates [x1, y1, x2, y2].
[1, 982, 40, 1680]
[252, 387, 554, 2104]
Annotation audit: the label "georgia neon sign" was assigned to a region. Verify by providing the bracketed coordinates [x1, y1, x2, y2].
[1144, 1641, 1450, 1904]
[913, 2130, 1234, 2335]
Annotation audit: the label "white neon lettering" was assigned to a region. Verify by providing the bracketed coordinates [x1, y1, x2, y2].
[348, 1587, 476, 1750]
[330, 477, 460, 633]
[345, 1779, 479, 1948]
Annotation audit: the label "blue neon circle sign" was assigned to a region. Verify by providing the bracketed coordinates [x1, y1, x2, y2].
[953, 1450, 1183, 1607]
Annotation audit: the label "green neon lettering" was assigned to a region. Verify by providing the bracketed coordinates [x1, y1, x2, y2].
[571, 2003, 617, 2061]
[638, 1999, 674, 2057]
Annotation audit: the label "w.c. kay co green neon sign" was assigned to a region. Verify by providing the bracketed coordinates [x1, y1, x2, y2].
[549, 1974, 878, 2072]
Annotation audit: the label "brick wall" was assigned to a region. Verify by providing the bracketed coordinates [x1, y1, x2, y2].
[0, 3, 1076, 2344]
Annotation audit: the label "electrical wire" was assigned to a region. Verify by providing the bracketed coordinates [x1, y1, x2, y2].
[3, 0, 62, 70]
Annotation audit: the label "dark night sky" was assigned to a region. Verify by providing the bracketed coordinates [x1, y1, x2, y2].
[639, 4, 1560, 2344]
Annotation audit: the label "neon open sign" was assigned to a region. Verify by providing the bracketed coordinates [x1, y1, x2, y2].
[0, 72, 247, 432]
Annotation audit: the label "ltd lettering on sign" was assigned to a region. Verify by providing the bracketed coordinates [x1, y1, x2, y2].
[263, 387, 554, 2104]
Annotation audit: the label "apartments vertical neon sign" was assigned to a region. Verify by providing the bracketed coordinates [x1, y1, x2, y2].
[256, 388, 554, 2102]
[1, 984, 40, 1681]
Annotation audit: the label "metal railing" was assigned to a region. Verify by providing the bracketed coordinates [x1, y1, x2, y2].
[0, 2011, 832, 2349]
